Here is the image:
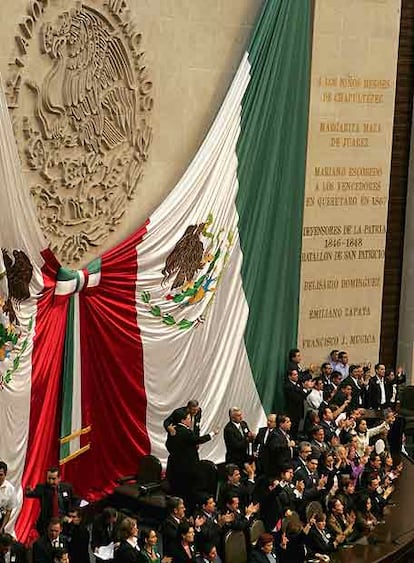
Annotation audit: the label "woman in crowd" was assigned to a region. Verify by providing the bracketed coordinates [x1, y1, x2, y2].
[114, 518, 141, 563]
[326, 499, 358, 544]
[170, 522, 197, 563]
[277, 511, 312, 563]
[355, 418, 390, 457]
[335, 476, 356, 514]
[318, 450, 340, 492]
[248, 532, 279, 562]
[355, 493, 378, 535]
[139, 529, 171, 562]
[306, 512, 344, 555]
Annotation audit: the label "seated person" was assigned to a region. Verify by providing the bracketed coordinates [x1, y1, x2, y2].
[33, 517, 67, 563]
[306, 512, 344, 555]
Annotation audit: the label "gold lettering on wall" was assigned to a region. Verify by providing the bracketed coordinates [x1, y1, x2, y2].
[298, 0, 401, 364]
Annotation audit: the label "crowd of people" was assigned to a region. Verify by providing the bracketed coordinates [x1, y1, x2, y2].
[0, 349, 408, 562]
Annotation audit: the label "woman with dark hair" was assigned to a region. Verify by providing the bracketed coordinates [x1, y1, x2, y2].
[276, 512, 312, 563]
[139, 529, 171, 562]
[355, 493, 378, 535]
[170, 522, 196, 562]
[248, 533, 279, 562]
[114, 518, 141, 563]
[306, 512, 344, 555]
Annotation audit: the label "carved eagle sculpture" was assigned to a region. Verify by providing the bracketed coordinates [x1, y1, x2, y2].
[162, 224, 206, 290]
[2, 249, 33, 326]
[31, 6, 139, 154]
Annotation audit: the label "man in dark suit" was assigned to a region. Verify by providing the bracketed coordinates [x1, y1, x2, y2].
[25, 467, 76, 534]
[284, 369, 308, 438]
[166, 408, 216, 506]
[253, 413, 277, 476]
[161, 496, 187, 557]
[340, 365, 367, 411]
[217, 464, 255, 511]
[91, 507, 123, 555]
[164, 400, 202, 438]
[0, 533, 27, 563]
[367, 363, 387, 411]
[267, 415, 295, 476]
[33, 517, 67, 563]
[287, 348, 306, 380]
[223, 407, 255, 469]
[62, 508, 90, 563]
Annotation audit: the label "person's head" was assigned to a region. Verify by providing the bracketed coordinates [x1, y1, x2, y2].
[381, 452, 393, 468]
[349, 365, 363, 380]
[266, 413, 277, 429]
[355, 493, 372, 514]
[225, 464, 241, 484]
[369, 453, 382, 471]
[168, 497, 186, 520]
[187, 400, 200, 417]
[375, 364, 386, 378]
[229, 407, 242, 424]
[201, 496, 216, 515]
[280, 464, 294, 482]
[287, 369, 299, 383]
[312, 425, 325, 443]
[257, 533, 274, 554]
[289, 348, 301, 363]
[385, 369, 395, 382]
[322, 450, 334, 468]
[200, 543, 218, 561]
[174, 407, 191, 427]
[313, 377, 324, 391]
[320, 406, 333, 422]
[341, 384, 353, 398]
[102, 507, 118, 525]
[0, 534, 12, 555]
[178, 522, 194, 544]
[314, 512, 327, 531]
[53, 547, 69, 563]
[329, 498, 344, 516]
[338, 351, 348, 365]
[142, 529, 158, 548]
[47, 467, 61, 487]
[330, 371, 342, 385]
[0, 462, 7, 486]
[47, 518, 62, 541]
[321, 362, 333, 376]
[67, 509, 81, 526]
[226, 495, 240, 512]
[119, 517, 138, 540]
[329, 350, 339, 363]
[356, 419, 368, 434]
[306, 457, 319, 473]
[276, 414, 291, 433]
[298, 441, 312, 460]
[339, 476, 355, 495]
[367, 475, 380, 491]
[303, 374, 314, 391]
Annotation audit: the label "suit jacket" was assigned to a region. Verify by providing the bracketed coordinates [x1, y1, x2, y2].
[166, 424, 211, 495]
[217, 480, 254, 511]
[161, 515, 182, 556]
[113, 540, 142, 563]
[248, 548, 278, 562]
[223, 420, 251, 467]
[319, 420, 338, 444]
[170, 542, 197, 562]
[63, 521, 90, 563]
[367, 377, 386, 410]
[305, 526, 336, 555]
[26, 482, 75, 533]
[164, 407, 202, 438]
[91, 511, 123, 550]
[8, 542, 28, 563]
[32, 535, 67, 563]
[284, 381, 306, 421]
[268, 428, 292, 475]
[340, 376, 366, 410]
[194, 511, 223, 554]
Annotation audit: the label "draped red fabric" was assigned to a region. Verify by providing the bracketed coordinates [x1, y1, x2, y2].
[63, 222, 151, 500]
[16, 250, 68, 543]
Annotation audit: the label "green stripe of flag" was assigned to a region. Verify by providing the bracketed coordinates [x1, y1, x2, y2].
[60, 295, 75, 460]
[236, 0, 311, 412]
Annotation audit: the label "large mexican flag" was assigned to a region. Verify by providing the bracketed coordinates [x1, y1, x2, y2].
[0, 0, 311, 541]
